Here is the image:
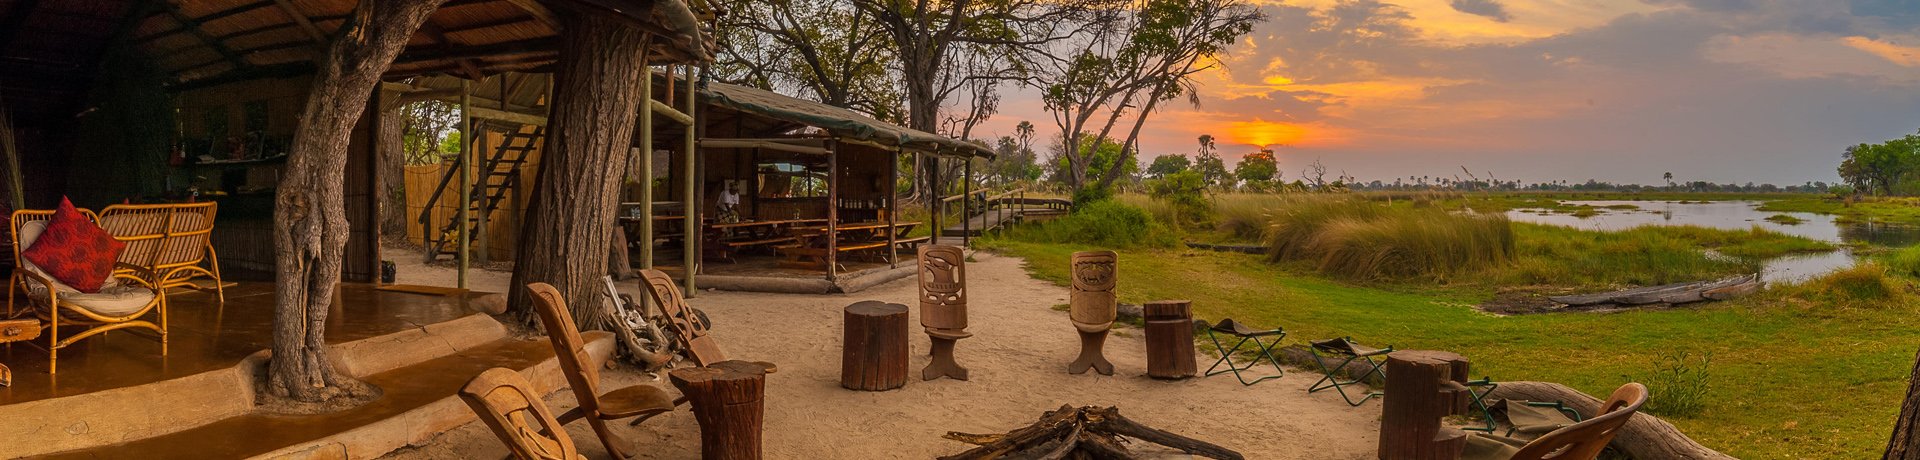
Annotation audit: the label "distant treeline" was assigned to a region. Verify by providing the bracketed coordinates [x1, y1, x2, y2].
[1347, 179, 1835, 194]
[1838, 129, 1920, 196]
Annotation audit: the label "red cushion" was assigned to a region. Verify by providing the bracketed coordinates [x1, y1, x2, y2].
[21, 198, 125, 293]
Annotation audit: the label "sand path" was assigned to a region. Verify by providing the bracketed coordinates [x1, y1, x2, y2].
[382, 250, 1379, 459]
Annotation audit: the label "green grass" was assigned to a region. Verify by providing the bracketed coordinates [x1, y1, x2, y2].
[1759, 196, 1920, 226]
[976, 240, 1917, 459]
[1765, 214, 1806, 225]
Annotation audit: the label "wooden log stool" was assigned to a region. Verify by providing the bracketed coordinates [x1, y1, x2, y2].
[1143, 300, 1197, 380]
[1378, 350, 1474, 460]
[918, 245, 971, 381]
[671, 360, 778, 460]
[1068, 250, 1117, 375]
[841, 301, 910, 391]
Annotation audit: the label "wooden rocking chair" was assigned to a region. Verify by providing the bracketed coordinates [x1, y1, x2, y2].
[98, 202, 223, 304]
[526, 283, 676, 459]
[459, 367, 585, 460]
[636, 269, 725, 367]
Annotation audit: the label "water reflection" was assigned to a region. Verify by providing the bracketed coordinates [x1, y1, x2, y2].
[1506, 200, 1920, 284]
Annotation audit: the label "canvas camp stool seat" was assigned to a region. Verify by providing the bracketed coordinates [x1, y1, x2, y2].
[1200, 318, 1286, 385]
[1462, 377, 1501, 432]
[1307, 336, 1393, 406]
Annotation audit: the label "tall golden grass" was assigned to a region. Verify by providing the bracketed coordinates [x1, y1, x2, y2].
[1259, 194, 1514, 280]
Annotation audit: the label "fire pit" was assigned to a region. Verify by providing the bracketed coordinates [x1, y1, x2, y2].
[940, 405, 1243, 459]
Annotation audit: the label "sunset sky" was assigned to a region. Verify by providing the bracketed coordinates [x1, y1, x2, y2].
[982, 0, 1920, 185]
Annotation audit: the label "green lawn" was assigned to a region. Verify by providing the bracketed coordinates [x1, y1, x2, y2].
[980, 240, 1915, 459]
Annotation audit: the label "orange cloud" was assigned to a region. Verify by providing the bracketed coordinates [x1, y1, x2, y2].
[1844, 36, 1920, 67]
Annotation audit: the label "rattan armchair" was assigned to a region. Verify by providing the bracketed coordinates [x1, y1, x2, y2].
[9, 209, 168, 374]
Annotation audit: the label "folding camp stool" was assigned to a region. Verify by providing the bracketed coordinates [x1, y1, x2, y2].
[1491, 399, 1583, 438]
[1463, 377, 1499, 432]
[1201, 319, 1286, 385]
[1307, 337, 1393, 406]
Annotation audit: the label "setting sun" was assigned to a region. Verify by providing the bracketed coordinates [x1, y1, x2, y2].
[1226, 119, 1311, 147]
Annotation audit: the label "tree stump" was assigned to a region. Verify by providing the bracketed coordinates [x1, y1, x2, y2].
[1378, 350, 1472, 460]
[1069, 250, 1117, 375]
[1143, 300, 1197, 379]
[671, 360, 778, 460]
[842, 301, 909, 391]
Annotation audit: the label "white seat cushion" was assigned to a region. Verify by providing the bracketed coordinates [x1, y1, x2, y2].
[17, 221, 157, 317]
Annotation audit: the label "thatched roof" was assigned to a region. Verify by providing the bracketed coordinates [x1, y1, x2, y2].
[133, 0, 710, 87]
[701, 81, 994, 159]
[396, 72, 993, 159]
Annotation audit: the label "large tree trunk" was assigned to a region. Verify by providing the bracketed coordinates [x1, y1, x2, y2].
[377, 100, 407, 237]
[507, 12, 650, 330]
[1887, 348, 1920, 459]
[270, 0, 445, 402]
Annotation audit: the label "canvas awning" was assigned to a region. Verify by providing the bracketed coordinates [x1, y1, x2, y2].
[699, 81, 994, 159]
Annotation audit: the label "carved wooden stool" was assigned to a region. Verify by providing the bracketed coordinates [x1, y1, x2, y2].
[0, 319, 42, 387]
[672, 360, 778, 460]
[842, 301, 910, 391]
[918, 245, 971, 381]
[1143, 300, 1197, 380]
[1068, 250, 1117, 375]
[1379, 350, 1473, 460]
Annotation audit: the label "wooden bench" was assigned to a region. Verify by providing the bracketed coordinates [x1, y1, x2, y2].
[892, 236, 930, 250]
[776, 241, 891, 269]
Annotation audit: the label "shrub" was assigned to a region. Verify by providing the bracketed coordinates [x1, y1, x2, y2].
[1013, 200, 1176, 248]
[1639, 351, 1712, 418]
[1147, 170, 1212, 228]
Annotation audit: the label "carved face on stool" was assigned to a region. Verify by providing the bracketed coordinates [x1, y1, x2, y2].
[1070, 250, 1118, 329]
[918, 245, 968, 332]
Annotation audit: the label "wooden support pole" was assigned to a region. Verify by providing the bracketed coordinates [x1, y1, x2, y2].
[680, 64, 697, 296]
[962, 159, 971, 247]
[639, 62, 654, 271]
[826, 137, 839, 282]
[671, 360, 777, 460]
[457, 79, 471, 289]
[887, 146, 899, 268]
[1378, 350, 1471, 460]
[476, 121, 492, 263]
[841, 301, 909, 391]
[928, 155, 940, 245]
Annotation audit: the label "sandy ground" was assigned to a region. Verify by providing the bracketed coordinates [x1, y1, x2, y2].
[379, 250, 1380, 459]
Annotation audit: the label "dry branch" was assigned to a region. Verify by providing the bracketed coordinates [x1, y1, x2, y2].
[941, 405, 1242, 460]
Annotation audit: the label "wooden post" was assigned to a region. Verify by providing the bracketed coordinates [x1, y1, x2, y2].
[841, 301, 909, 391]
[457, 79, 471, 289]
[826, 137, 839, 282]
[681, 64, 698, 297]
[962, 159, 971, 247]
[887, 146, 899, 268]
[1143, 300, 1196, 379]
[1068, 250, 1117, 375]
[928, 154, 940, 245]
[1378, 350, 1471, 460]
[671, 360, 777, 460]
[475, 121, 492, 263]
[639, 63, 653, 271]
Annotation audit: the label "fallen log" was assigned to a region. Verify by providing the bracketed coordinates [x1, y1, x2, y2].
[1549, 274, 1760, 307]
[1486, 381, 1735, 460]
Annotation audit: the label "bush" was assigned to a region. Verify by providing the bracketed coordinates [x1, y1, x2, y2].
[1781, 263, 1910, 306]
[1147, 170, 1212, 227]
[1013, 200, 1176, 248]
[1639, 351, 1712, 418]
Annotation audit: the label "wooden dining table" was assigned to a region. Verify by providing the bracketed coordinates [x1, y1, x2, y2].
[702, 219, 827, 262]
[779, 221, 924, 269]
